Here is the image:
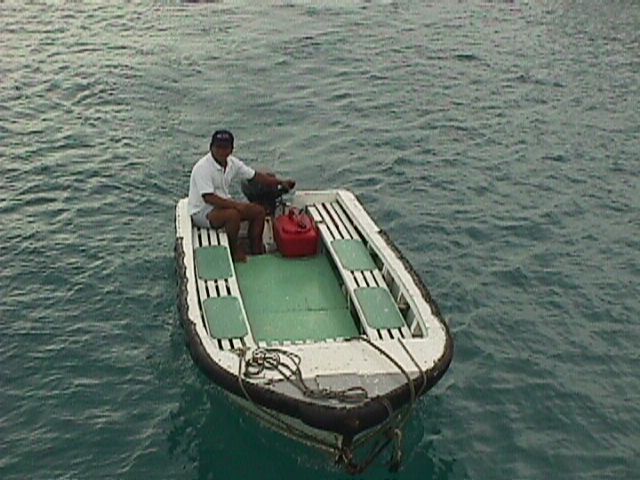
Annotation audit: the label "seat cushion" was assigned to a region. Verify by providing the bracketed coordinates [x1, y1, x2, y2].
[202, 296, 248, 339]
[331, 239, 377, 271]
[195, 246, 233, 280]
[354, 287, 405, 329]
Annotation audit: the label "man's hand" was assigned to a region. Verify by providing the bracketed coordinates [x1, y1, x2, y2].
[280, 179, 296, 192]
[254, 172, 295, 192]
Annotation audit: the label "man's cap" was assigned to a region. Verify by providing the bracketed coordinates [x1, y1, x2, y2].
[211, 130, 234, 148]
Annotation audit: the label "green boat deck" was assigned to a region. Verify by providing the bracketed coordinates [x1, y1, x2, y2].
[234, 253, 360, 343]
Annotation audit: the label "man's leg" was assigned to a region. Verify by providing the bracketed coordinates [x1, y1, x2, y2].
[243, 204, 266, 255]
[207, 208, 246, 262]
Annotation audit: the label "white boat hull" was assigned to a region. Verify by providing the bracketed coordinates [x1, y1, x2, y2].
[175, 189, 453, 471]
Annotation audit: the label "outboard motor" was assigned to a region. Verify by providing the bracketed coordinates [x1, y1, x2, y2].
[241, 173, 287, 215]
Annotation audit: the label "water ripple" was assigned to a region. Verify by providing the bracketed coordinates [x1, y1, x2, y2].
[1, 1, 639, 479]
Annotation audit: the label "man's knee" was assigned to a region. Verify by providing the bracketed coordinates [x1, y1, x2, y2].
[208, 208, 242, 229]
[248, 203, 266, 220]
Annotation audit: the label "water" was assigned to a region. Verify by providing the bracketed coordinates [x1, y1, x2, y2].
[1, 1, 639, 478]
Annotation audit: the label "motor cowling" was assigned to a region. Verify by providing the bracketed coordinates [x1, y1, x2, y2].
[241, 173, 285, 215]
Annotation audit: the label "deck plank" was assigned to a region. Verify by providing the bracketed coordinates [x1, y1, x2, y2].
[321, 202, 350, 239]
[326, 202, 358, 239]
[362, 270, 376, 287]
[317, 203, 341, 240]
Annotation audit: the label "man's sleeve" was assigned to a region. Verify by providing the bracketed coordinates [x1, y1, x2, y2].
[235, 159, 256, 181]
[193, 164, 215, 196]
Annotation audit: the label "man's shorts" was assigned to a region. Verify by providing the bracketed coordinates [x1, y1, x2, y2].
[191, 205, 214, 229]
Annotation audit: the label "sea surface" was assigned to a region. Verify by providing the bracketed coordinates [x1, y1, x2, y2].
[1, 1, 639, 479]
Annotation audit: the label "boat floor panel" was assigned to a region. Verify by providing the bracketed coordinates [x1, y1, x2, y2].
[235, 254, 360, 343]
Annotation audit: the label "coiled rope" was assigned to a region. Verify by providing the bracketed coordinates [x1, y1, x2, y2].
[233, 347, 343, 453]
[242, 347, 369, 404]
[233, 337, 427, 474]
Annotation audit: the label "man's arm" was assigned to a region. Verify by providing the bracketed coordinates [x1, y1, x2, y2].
[202, 193, 247, 211]
[253, 171, 296, 192]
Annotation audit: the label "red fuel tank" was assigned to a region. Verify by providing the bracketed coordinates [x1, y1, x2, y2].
[273, 208, 319, 258]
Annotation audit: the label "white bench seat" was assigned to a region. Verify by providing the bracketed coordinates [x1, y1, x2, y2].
[192, 225, 255, 350]
[307, 202, 411, 340]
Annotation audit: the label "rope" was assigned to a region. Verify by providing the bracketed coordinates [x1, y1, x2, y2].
[242, 347, 369, 404]
[398, 337, 429, 397]
[233, 347, 342, 454]
[232, 339, 424, 474]
[339, 336, 424, 474]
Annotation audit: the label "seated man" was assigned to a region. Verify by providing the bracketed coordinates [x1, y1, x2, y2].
[188, 130, 295, 262]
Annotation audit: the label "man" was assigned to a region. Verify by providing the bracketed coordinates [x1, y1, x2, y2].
[188, 130, 295, 262]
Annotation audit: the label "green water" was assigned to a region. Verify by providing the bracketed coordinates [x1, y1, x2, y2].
[1, 1, 639, 479]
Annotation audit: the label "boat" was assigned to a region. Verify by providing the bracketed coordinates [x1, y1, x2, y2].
[174, 189, 453, 473]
